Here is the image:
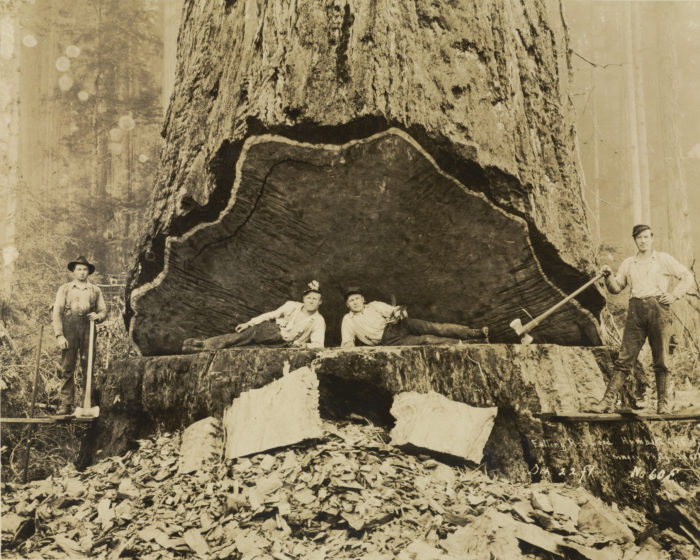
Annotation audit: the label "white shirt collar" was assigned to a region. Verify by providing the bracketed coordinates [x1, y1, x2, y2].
[632, 250, 657, 263]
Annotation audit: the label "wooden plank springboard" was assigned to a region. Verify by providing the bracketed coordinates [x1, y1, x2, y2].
[538, 407, 700, 423]
[0, 415, 96, 424]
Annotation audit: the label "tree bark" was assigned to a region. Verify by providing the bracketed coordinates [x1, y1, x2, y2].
[127, 0, 606, 355]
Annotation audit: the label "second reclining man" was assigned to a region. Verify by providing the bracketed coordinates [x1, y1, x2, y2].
[340, 287, 488, 348]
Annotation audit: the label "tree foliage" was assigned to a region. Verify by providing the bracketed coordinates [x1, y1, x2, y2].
[1, 0, 167, 481]
[19, 0, 164, 275]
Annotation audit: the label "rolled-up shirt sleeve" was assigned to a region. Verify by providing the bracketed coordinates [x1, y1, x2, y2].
[371, 301, 397, 319]
[614, 259, 630, 291]
[52, 286, 66, 337]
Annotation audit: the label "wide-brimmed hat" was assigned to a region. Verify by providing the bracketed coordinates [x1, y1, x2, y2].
[303, 280, 322, 296]
[343, 286, 364, 301]
[67, 256, 95, 275]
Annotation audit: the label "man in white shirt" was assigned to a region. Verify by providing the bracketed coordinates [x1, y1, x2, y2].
[587, 224, 694, 413]
[340, 287, 488, 348]
[182, 281, 325, 352]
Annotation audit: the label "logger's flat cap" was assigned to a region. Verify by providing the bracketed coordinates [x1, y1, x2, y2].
[67, 256, 95, 275]
[632, 224, 651, 238]
[343, 286, 363, 301]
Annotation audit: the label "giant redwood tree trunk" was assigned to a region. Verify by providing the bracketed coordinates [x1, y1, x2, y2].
[127, 0, 605, 355]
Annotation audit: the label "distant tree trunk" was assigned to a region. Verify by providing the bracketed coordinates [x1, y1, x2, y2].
[590, 76, 601, 245]
[624, 3, 642, 224]
[124, 39, 134, 270]
[93, 1, 110, 269]
[161, 0, 183, 116]
[652, 4, 698, 352]
[632, 3, 651, 224]
[91, 2, 103, 200]
[44, 25, 58, 236]
[0, 2, 20, 296]
[655, 4, 692, 262]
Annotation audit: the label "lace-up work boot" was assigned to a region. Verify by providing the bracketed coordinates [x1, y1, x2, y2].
[656, 372, 671, 414]
[464, 327, 489, 339]
[585, 371, 625, 413]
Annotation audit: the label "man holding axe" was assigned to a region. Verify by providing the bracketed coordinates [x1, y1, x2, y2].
[52, 256, 106, 416]
[587, 225, 694, 414]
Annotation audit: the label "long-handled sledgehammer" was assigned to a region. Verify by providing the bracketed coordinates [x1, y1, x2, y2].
[509, 271, 606, 345]
[74, 320, 99, 418]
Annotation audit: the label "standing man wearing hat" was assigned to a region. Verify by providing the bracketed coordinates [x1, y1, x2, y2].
[52, 256, 107, 415]
[182, 281, 326, 352]
[587, 224, 694, 414]
[340, 287, 488, 348]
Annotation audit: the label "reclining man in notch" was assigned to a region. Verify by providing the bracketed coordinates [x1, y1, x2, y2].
[340, 287, 488, 348]
[182, 281, 325, 353]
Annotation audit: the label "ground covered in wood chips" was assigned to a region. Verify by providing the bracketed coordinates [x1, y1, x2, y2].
[2, 421, 697, 559]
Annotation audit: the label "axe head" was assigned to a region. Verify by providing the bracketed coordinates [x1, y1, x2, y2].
[509, 318, 533, 344]
[74, 405, 100, 419]
[519, 333, 534, 346]
[509, 318, 524, 335]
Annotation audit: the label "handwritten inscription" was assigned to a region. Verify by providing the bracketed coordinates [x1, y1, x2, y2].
[528, 463, 597, 483]
[629, 467, 680, 481]
[528, 463, 681, 482]
[525, 434, 696, 484]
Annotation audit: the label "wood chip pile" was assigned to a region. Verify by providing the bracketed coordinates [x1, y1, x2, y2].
[2, 421, 697, 559]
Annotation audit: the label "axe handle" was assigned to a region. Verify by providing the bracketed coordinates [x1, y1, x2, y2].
[83, 320, 96, 410]
[519, 272, 604, 336]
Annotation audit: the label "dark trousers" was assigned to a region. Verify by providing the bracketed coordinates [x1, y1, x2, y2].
[616, 297, 672, 379]
[183, 321, 286, 352]
[59, 316, 93, 406]
[380, 317, 471, 346]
